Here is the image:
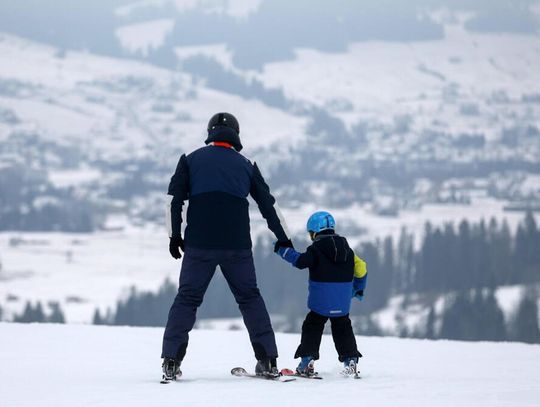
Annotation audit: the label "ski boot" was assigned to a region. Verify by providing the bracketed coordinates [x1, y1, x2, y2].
[161, 357, 182, 383]
[255, 357, 279, 378]
[341, 357, 360, 379]
[296, 356, 317, 377]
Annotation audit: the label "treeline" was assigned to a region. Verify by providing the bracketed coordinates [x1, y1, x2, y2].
[87, 212, 540, 343]
[6, 213, 538, 343]
[356, 211, 540, 301]
[413, 212, 540, 292]
[93, 281, 177, 327]
[11, 301, 66, 324]
[435, 289, 540, 343]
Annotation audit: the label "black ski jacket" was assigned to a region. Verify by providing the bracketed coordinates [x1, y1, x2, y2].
[166, 144, 289, 249]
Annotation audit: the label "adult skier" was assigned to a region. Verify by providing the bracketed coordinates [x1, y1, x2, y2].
[161, 112, 293, 381]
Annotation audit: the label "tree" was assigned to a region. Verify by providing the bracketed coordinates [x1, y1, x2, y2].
[425, 306, 436, 339]
[355, 241, 391, 312]
[396, 228, 415, 294]
[14, 301, 46, 323]
[92, 308, 105, 325]
[439, 290, 506, 341]
[514, 211, 540, 283]
[477, 290, 506, 341]
[511, 292, 540, 343]
[47, 302, 65, 323]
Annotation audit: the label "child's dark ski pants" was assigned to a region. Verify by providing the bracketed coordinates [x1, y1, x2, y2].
[162, 248, 277, 362]
[295, 310, 362, 362]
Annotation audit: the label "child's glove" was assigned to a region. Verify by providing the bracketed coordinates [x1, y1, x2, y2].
[276, 245, 300, 266]
[353, 290, 364, 301]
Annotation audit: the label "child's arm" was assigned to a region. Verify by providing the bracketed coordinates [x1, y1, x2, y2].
[352, 254, 368, 300]
[276, 245, 315, 269]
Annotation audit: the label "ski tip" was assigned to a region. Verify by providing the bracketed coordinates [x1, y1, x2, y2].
[280, 368, 295, 376]
[231, 367, 248, 376]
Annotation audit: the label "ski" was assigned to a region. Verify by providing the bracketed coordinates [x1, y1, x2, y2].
[280, 368, 323, 379]
[340, 369, 361, 380]
[160, 372, 182, 384]
[231, 367, 296, 382]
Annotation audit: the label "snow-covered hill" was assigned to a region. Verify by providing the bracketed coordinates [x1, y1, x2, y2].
[1, 3, 540, 334]
[0, 323, 539, 407]
[0, 33, 306, 165]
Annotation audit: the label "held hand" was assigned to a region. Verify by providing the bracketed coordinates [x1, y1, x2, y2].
[275, 245, 301, 266]
[169, 236, 185, 259]
[274, 239, 294, 253]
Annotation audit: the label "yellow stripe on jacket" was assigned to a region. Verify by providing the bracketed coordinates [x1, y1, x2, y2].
[354, 255, 367, 278]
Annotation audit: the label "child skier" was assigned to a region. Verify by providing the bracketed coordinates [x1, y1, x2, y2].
[275, 211, 367, 377]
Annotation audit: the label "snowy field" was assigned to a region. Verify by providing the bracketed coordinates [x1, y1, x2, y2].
[0, 323, 539, 407]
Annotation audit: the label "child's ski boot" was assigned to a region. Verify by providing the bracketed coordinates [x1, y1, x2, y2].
[255, 357, 279, 378]
[161, 357, 182, 383]
[296, 356, 318, 377]
[341, 357, 360, 379]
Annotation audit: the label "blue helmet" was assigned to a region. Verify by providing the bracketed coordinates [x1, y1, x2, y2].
[307, 211, 336, 234]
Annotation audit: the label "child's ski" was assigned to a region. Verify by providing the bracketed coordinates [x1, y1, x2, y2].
[160, 373, 182, 384]
[280, 368, 323, 380]
[340, 369, 361, 379]
[231, 367, 296, 382]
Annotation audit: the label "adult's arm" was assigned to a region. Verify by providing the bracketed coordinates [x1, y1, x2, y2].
[165, 154, 189, 238]
[249, 162, 290, 242]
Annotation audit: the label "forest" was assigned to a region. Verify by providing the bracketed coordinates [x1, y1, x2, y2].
[13, 212, 540, 343]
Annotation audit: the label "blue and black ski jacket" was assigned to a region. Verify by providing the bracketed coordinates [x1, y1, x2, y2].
[281, 233, 368, 317]
[166, 144, 289, 249]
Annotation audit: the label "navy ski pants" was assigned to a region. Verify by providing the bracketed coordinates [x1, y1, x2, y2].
[161, 248, 278, 361]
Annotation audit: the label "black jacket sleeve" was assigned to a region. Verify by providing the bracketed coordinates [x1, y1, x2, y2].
[249, 162, 289, 242]
[294, 246, 317, 270]
[167, 154, 190, 238]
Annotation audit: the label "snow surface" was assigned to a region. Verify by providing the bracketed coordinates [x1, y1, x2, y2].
[0, 323, 539, 407]
[0, 33, 307, 161]
[0, 225, 178, 323]
[258, 23, 540, 133]
[116, 19, 175, 56]
[116, 0, 263, 20]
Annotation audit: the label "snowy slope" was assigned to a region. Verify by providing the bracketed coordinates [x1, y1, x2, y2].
[258, 23, 540, 133]
[0, 33, 307, 162]
[1, 323, 539, 407]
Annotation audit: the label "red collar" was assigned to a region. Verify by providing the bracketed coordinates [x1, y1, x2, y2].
[212, 142, 234, 149]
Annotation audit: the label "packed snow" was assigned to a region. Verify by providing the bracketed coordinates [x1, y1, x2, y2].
[0, 323, 539, 407]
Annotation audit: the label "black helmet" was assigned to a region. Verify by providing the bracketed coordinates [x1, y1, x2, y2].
[207, 112, 239, 134]
[205, 112, 243, 151]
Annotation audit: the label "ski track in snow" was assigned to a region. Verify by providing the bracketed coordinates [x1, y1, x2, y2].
[0, 323, 539, 407]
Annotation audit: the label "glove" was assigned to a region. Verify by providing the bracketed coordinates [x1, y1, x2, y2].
[353, 290, 364, 301]
[276, 245, 301, 266]
[169, 236, 185, 259]
[274, 239, 294, 253]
